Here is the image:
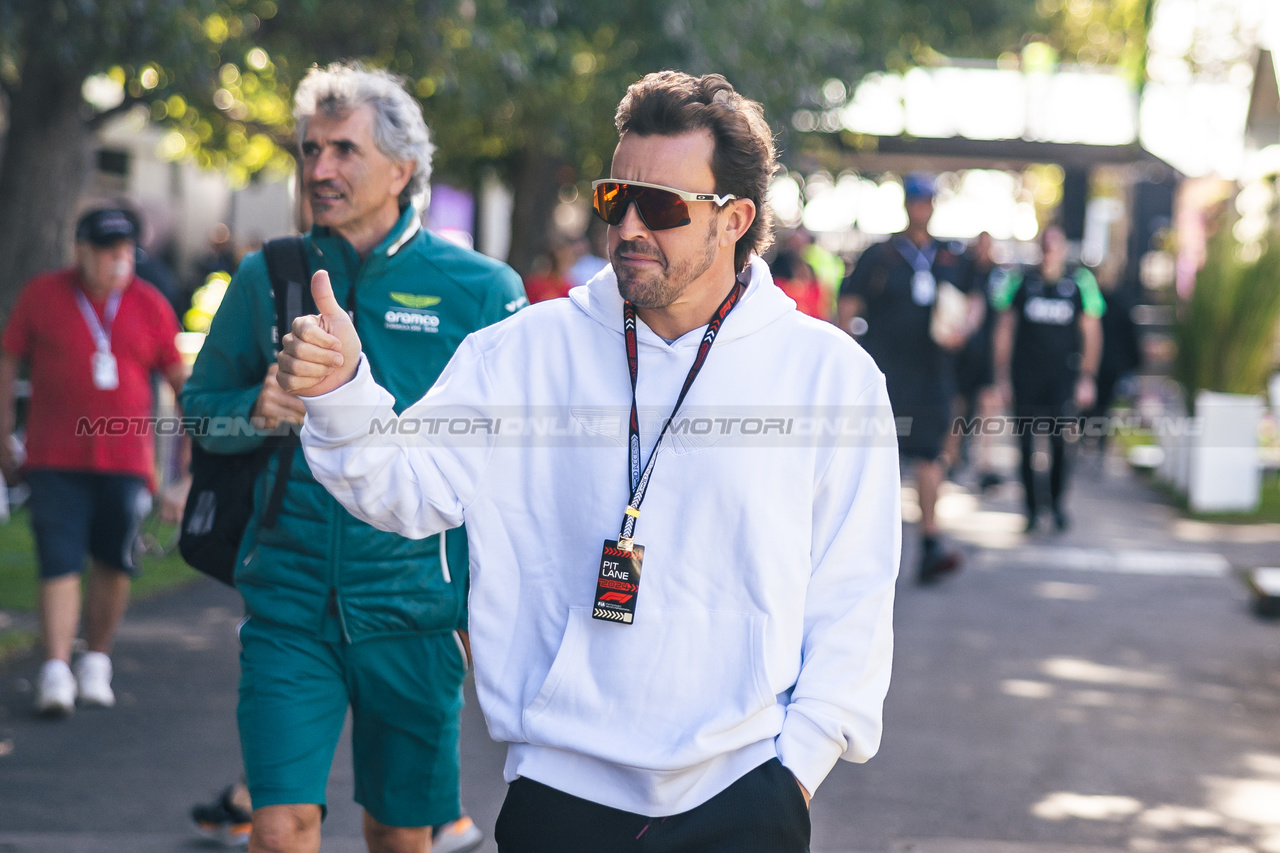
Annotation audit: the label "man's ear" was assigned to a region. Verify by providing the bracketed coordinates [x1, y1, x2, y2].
[721, 198, 756, 247]
[73, 244, 93, 279]
[389, 160, 417, 199]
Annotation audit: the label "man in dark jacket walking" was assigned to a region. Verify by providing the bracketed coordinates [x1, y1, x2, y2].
[837, 175, 982, 584]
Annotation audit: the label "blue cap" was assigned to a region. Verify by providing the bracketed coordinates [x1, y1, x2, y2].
[902, 173, 936, 201]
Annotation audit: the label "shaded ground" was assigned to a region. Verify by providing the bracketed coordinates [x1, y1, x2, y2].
[1, 450, 1277, 852]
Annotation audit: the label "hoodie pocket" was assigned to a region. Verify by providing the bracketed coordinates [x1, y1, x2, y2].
[522, 606, 775, 772]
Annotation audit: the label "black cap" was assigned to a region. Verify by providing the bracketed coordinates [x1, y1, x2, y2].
[75, 208, 139, 246]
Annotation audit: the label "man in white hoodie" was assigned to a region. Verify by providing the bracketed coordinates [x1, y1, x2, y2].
[278, 71, 902, 852]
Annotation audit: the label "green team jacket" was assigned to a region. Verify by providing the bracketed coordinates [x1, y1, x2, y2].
[181, 206, 527, 643]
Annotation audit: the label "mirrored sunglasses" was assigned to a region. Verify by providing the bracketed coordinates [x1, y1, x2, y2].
[591, 179, 737, 231]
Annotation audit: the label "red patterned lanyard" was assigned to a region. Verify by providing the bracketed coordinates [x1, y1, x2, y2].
[616, 278, 746, 549]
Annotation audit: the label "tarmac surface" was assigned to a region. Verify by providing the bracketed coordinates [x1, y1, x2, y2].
[1, 447, 1278, 852]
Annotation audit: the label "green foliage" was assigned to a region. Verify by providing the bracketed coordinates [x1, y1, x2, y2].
[2, 0, 1041, 191]
[1155, 471, 1280, 524]
[0, 506, 40, 611]
[305, 0, 1037, 185]
[0, 0, 291, 184]
[0, 506, 197, 663]
[0, 0, 214, 80]
[0, 0, 1043, 288]
[1033, 0, 1154, 81]
[1175, 220, 1280, 401]
[0, 508, 197, 614]
[0, 627, 34, 663]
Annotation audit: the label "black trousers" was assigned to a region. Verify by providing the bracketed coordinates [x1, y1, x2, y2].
[494, 758, 811, 853]
[1014, 397, 1073, 517]
[1018, 427, 1067, 516]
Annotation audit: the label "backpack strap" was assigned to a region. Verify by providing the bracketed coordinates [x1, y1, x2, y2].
[259, 236, 312, 530]
[265, 236, 315, 346]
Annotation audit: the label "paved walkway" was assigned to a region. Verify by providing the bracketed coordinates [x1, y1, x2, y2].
[0, 446, 1277, 852]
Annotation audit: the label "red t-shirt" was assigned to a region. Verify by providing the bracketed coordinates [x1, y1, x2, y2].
[2, 268, 182, 480]
[523, 273, 571, 304]
[776, 278, 829, 322]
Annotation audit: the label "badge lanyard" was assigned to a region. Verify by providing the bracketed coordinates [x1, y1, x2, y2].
[74, 289, 123, 390]
[591, 277, 746, 625]
[895, 236, 938, 306]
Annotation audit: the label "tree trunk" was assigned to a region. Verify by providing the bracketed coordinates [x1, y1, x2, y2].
[505, 146, 564, 278]
[0, 60, 93, 318]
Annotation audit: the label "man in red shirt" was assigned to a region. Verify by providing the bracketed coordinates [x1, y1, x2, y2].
[0, 207, 185, 716]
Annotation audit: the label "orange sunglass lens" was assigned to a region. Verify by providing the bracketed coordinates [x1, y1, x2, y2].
[593, 183, 691, 230]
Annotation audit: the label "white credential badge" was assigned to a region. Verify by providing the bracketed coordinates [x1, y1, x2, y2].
[91, 351, 119, 390]
[75, 288, 123, 391]
[911, 270, 937, 306]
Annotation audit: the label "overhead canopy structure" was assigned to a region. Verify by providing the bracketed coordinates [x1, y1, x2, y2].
[1244, 49, 1280, 154]
[800, 61, 1179, 177]
[830, 133, 1177, 176]
[783, 61, 1183, 291]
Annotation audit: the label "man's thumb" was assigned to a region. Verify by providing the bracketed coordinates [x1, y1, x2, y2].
[311, 269, 343, 317]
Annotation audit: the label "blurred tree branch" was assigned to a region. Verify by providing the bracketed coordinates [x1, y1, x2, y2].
[0, 0, 1042, 301]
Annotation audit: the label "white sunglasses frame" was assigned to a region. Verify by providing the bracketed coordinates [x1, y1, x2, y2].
[590, 179, 738, 209]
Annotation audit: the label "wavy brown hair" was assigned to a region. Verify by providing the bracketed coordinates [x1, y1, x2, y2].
[614, 71, 777, 272]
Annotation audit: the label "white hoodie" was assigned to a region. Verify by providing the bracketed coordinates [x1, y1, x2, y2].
[301, 256, 901, 816]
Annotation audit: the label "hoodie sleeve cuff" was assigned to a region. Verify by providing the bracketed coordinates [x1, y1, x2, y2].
[775, 708, 845, 796]
[301, 355, 393, 443]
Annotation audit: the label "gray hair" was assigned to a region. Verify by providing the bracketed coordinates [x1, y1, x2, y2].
[294, 62, 434, 212]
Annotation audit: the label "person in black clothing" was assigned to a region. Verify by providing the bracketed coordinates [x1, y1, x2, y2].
[1080, 280, 1142, 455]
[992, 225, 1104, 532]
[838, 174, 984, 584]
[945, 231, 1003, 490]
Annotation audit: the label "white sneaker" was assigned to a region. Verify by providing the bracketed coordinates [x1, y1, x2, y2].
[34, 659, 76, 717]
[432, 816, 483, 853]
[74, 651, 115, 708]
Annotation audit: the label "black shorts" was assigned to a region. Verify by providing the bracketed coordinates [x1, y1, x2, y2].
[26, 469, 150, 579]
[495, 758, 810, 853]
[892, 400, 952, 461]
[955, 344, 994, 397]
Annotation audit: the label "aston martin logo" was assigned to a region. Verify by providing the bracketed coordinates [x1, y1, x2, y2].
[389, 292, 442, 309]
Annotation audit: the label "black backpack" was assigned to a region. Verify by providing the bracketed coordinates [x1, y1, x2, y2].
[179, 237, 314, 586]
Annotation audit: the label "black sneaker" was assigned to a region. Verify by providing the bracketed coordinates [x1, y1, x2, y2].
[1053, 508, 1069, 531]
[977, 472, 1002, 492]
[917, 538, 962, 585]
[191, 786, 252, 847]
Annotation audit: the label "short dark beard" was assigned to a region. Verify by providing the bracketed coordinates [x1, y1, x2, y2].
[613, 216, 719, 309]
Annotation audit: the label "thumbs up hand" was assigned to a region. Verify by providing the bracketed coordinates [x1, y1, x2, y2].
[278, 269, 363, 397]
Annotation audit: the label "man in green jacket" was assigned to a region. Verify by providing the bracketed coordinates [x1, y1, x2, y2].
[182, 62, 525, 853]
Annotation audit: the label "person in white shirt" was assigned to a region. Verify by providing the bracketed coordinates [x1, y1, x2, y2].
[277, 70, 901, 853]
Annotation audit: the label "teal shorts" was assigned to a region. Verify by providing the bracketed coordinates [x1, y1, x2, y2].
[237, 617, 467, 827]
